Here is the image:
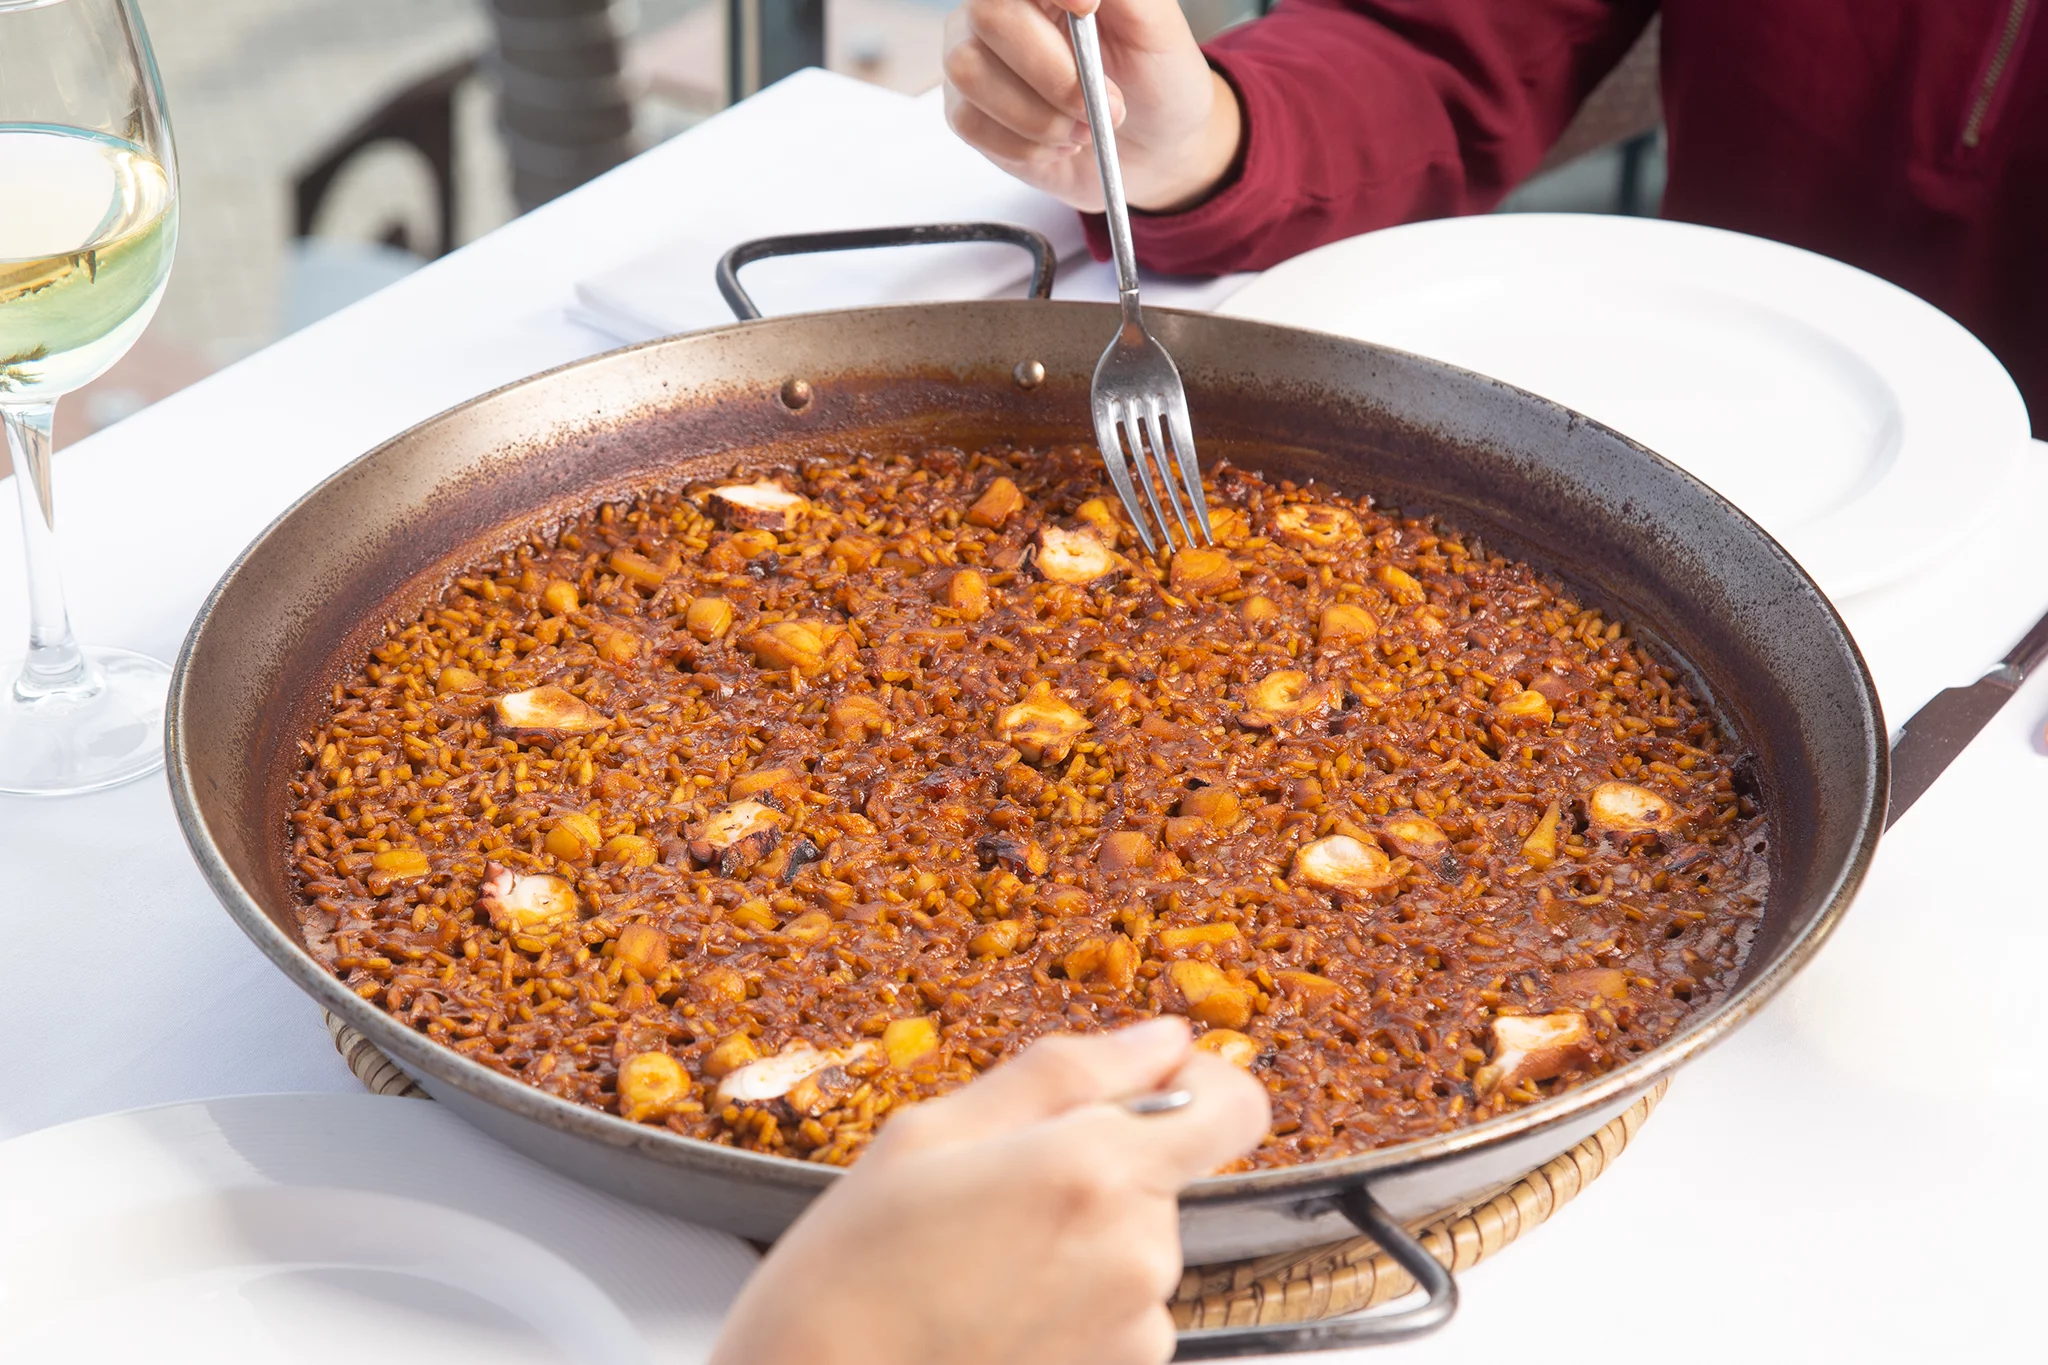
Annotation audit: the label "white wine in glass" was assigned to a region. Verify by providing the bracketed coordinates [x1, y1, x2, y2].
[0, 0, 179, 796]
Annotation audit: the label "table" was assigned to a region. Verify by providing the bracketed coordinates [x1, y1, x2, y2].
[4, 69, 2043, 1364]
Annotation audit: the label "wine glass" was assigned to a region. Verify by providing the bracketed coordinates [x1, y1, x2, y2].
[0, 0, 179, 795]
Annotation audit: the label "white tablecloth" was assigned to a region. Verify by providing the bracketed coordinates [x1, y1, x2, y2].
[3, 69, 2043, 1364]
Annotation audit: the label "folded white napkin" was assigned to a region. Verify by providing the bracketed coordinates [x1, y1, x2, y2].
[573, 70, 1090, 341]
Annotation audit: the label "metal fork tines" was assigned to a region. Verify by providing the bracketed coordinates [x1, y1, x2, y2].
[1067, 12, 1211, 555]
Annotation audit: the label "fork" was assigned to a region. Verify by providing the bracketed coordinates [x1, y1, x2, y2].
[1066, 11, 1212, 554]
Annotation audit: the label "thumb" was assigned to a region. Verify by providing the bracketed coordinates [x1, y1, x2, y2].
[910, 1017, 1193, 1145]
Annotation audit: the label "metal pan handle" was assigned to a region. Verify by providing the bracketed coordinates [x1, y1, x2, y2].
[1173, 1187, 1458, 1359]
[716, 222, 1059, 321]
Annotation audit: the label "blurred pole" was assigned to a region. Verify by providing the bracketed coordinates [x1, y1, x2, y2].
[486, 0, 638, 211]
[726, 0, 826, 103]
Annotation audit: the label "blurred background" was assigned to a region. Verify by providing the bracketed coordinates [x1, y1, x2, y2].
[22, 0, 1664, 464]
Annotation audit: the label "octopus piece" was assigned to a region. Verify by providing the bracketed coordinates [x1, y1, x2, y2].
[1168, 547, 1240, 597]
[1317, 603, 1379, 645]
[997, 687, 1091, 764]
[687, 799, 784, 873]
[1272, 503, 1360, 548]
[1034, 525, 1122, 585]
[1473, 1010, 1595, 1094]
[478, 863, 579, 932]
[493, 685, 607, 735]
[1292, 835, 1394, 894]
[1378, 815, 1449, 860]
[1238, 669, 1342, 729]
[714, 1041, 875, 1106]
[1587, 781, 1680, 834]
[708, 479, 809, 530]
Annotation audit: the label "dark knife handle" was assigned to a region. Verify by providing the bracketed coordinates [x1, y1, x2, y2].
[2002, 606, 2048, 676]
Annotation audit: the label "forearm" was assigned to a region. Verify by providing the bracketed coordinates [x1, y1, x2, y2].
[1104, 0, 1655, 275]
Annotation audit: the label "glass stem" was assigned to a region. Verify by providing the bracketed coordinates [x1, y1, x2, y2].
[4, 400, 92, 700]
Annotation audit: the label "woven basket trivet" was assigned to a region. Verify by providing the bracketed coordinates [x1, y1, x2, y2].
[325, 1010, 1663, 1328]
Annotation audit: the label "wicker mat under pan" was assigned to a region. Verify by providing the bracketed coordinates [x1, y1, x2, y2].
[324, 1010, 1664, 1331]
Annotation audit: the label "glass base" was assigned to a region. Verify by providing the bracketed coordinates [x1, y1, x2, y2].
[0, 646, 171, 796]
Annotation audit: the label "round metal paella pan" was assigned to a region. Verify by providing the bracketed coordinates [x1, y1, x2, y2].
[167, 228, 1886, 1356]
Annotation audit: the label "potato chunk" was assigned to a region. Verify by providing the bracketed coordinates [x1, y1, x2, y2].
[609, 548, 668, 591]
[968, 919, 1031, 959]
[1273, 970, 1344, 1009]
[708, 479, 809, 530]
[702, 1032, 760, 1078]
[613, 923, 669, 977]
[1376, 564, 1427, 604]
[1494, 689, 1554, 728]
[1292, 835, 1394, 894]
[435, 665, 484, 695]
[1177, 786, 1240, 828]
[684, 596, 734, 642]
[1098, 830, 1154, 873]
[1158, 922, 1241, 952]
[882, 1016, 940, 1069]
[697, 965, 749, 1005]
[478, 863, 578, 932]
[1035, 525, 1121, 584]
[1239, 669, 1341, 729]
[1169, 960, 1254, 1029]
[1317, 603, 1379, 645]
[943, 568, 991, 621]
[370, 848, 429, 879]
[729, 765, 804, 807]
[617, 1052, 689, 1122]
[1194, 1029, 1258, 1068]
[1272, 503, 1360, 548]
[827, 694, 889, 743]
[1521, 799, 1562, 869]
[1588, 781, 1679, 833]
[601, 834, 658, 868]
[687, 799, 784, 873]
[1063, 936, 1138, 992]
[828, 533, 883, 570]
[1379, 815, 1449, 860]
[1557, 968, 1630, 1005]
[966, 476, 1025, 528]
[743, 619, 845, 676]
[998, 687, 1091, 764]
[493, 685, 607, 735]
[1473, 1010, 1594, 1094]
[540, 580, 579, 615]
[545, 811, 602, 862]
[1168, 547, 1240, 596]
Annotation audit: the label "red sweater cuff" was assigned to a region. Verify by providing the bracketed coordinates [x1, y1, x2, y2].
[1078, 48, 1307, 276]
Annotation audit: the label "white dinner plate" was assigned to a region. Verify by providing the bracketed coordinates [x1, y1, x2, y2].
[1216, 213, 2033, 600]
[0, 1094, 759, 1364]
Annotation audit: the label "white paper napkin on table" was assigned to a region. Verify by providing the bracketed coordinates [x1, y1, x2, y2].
[573, 70, 1090, 341]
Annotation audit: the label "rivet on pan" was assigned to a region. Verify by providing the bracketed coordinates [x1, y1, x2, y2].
[1013, 360, 1046, 390]
[780, 378, 813, 411]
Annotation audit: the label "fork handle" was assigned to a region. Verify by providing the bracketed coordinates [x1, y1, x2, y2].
[1068, 13, 1142, 317]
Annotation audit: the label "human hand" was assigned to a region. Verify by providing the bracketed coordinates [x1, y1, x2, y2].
[942, 0, 1244, 214]
[706, 1016, 1271, 1365]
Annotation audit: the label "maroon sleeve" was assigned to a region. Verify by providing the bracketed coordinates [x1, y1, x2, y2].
[1083, 0, 1657, 276]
